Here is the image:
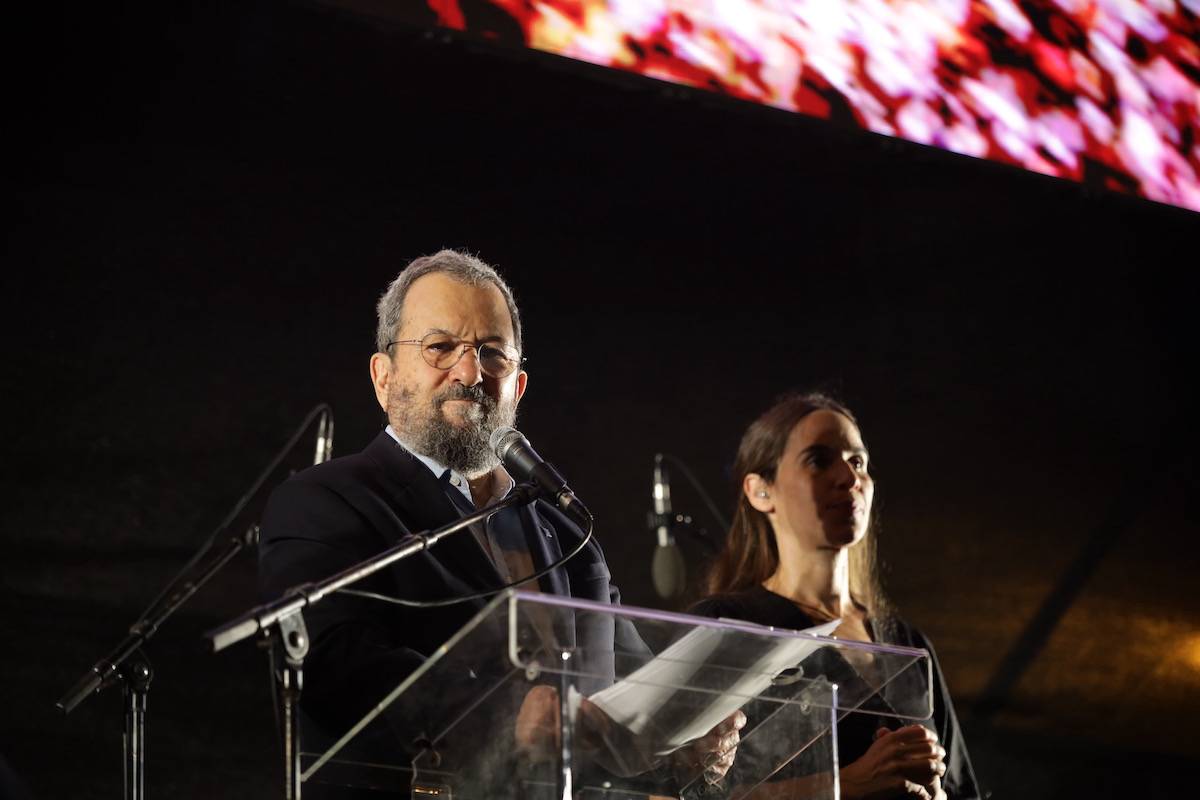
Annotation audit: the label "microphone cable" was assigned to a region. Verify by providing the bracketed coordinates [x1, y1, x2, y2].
[335, 507, 595, 609]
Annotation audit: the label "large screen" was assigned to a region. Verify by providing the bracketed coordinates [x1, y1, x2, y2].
[368, 1, 1200, 213]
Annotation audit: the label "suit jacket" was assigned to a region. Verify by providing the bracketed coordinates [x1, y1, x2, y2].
[258, 431, 628, 744]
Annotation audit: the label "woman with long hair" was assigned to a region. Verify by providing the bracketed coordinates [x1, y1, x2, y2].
[691, 392, 980, 800]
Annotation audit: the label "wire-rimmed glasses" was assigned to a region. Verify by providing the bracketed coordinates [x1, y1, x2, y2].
[387, 333, 523, 379]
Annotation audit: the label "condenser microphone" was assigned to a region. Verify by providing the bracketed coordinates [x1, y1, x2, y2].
[490, 427, 593, 529]
[651, 454, 686, 599]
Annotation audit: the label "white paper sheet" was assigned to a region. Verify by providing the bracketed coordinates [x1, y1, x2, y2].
[589, 619, 840, 754]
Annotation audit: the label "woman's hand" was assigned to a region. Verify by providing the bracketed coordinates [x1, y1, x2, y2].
[838, 725, 947, 800]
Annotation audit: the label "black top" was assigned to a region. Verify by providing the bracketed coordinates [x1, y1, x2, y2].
[690, 585, 982, 800]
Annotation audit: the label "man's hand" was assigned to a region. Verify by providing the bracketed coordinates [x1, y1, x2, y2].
[516, 690, 748, 785]
[838, 725, 947, 800]
[672, 710, 748, 786]
[513, 686, 657, 776]
[514, 685, 560, 763]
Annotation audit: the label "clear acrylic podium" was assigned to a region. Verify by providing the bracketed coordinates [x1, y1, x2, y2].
[300, 591, 932, 799]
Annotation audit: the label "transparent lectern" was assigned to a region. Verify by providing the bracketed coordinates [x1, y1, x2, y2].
[300, 591, 932, 799]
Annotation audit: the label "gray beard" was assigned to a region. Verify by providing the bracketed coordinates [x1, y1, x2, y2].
[387, 381, 517, 477]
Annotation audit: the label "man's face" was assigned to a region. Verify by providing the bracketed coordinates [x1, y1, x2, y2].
[370, 273, 528, 477]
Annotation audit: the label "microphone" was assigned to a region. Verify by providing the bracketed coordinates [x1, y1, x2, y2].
[651, 454, 686, 599]
[313, 407, 334, 464]
[489, 427, 593, 529]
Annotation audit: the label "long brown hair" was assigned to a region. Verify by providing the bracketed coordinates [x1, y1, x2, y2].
[705, 392, 892, 626]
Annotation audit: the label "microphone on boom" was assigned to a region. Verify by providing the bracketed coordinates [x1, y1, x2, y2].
[489, 427, 593, 530]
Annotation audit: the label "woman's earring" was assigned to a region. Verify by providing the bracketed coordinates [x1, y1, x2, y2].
[757, 491, 768, 498]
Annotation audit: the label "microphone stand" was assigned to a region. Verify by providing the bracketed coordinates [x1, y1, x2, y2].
[204, 482, 541, 800]
[653, 453, 725, 554]
[55, 404, 335, 800]
[648, 509, 721, 554]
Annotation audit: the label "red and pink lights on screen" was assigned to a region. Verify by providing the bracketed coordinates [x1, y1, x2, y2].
[427, 0, 1200, 212]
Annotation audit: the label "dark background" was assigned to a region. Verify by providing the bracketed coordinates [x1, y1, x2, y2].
[5, 1, 1198, 797]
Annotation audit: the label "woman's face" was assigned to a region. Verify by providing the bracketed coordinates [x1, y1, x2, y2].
[749, 409, 874, 551]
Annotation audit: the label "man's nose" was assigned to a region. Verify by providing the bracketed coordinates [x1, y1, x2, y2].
[449, 344, 484, 384]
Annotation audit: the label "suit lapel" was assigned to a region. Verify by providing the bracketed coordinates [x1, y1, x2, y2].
[520, 504, 570, 596]
[362, 431, 504, 592]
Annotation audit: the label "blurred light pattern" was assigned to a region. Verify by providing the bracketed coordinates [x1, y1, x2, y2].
[424, 0, 1200, 211]
[1179, 631, 1200, 671]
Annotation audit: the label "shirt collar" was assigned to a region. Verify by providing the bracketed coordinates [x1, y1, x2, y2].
[384, 425, 515, 507]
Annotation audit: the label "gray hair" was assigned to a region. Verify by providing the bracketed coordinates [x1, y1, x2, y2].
[375, 249, 523, 354]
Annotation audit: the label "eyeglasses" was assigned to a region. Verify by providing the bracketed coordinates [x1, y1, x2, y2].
[387, 333, 524, 379]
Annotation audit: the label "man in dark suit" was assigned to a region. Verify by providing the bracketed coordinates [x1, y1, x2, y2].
[258, 250, 740, 789]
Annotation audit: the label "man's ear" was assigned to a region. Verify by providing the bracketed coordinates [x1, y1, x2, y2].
[743, 473, 774, 514]
[369, 351, 392, 412]
[513, 369, 528, 405]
